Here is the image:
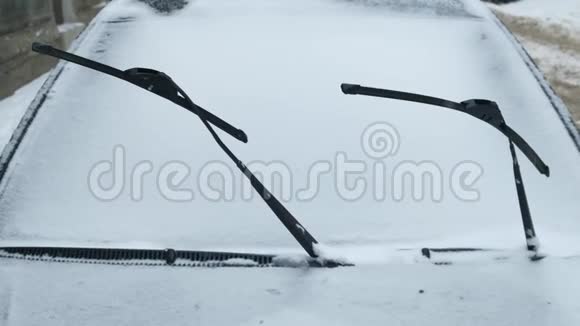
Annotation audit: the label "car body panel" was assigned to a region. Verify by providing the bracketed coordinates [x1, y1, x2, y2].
[2, 256, 580, 325]
[1, 0, 580, 324]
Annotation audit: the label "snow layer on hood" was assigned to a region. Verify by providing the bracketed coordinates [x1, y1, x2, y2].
[1, 257, 580, 325]
[0, 0, 579, 259]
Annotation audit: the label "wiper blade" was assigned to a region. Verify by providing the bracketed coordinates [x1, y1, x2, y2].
[32, 43, 339, 264]
[342, 83, 549, 252]
[32, 42, 247, 143]
[341, 83, 549, 176]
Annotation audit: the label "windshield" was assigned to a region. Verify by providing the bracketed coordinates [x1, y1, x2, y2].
[0, 0, 579, 260]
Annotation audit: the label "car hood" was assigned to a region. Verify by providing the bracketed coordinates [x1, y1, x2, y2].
[1, 256, 580, 325]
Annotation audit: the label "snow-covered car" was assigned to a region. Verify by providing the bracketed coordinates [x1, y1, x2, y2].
[1, 0, 579, 324]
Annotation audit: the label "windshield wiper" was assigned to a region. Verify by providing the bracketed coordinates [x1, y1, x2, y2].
[32, 43, 247, 143]
[32, 43, 339, 265]
[341, 83, 549, 253]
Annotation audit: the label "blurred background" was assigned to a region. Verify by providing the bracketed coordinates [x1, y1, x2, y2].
[485, 0, 579, 131]
[0, 0, 106, 98]
[0, 0, 578, 146]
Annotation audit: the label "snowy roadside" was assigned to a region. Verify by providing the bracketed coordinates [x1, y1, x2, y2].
[0, 74, 48, 152]
[488, 0, 580, 130]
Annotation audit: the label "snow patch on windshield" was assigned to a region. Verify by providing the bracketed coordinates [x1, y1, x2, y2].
[222, 258, 259, 266]
[313, 243, 352, 265]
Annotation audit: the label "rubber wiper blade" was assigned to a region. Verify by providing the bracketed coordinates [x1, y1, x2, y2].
[341, 83, 549, 176]
[32, 42, 247, 143]
[341, 83, 549, 253]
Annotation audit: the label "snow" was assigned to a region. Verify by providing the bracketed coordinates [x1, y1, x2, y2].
[312, 242, 352, 264]
[2, 257, 580, 325]
[488, 0, 580, 31]
[527, 235, 540, 249]
[0, 74, 48, 153]
[487, 0, 580, 128]
[57, 22, 86, 34]
[522, 41, 580, 87]
[271, 254, 312, 267]
[221, 258, 259, 266]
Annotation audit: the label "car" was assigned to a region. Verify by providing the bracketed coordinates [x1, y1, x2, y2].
[1, 0, 579, 324]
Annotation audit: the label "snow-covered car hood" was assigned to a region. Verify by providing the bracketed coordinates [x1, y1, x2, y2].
[0, 0, 579, 258]
[2, 256, 580, 325]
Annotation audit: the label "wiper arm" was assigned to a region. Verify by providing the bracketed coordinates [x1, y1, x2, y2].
[33, 43, 333, 264]
[341, 83, 549, 252]
[32, 42, 247, 143]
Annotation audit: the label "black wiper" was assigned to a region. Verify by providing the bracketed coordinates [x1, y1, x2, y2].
[32, 43, 247, 143]
[341, 83, 549, 253]
[32, 43, 340, 266]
